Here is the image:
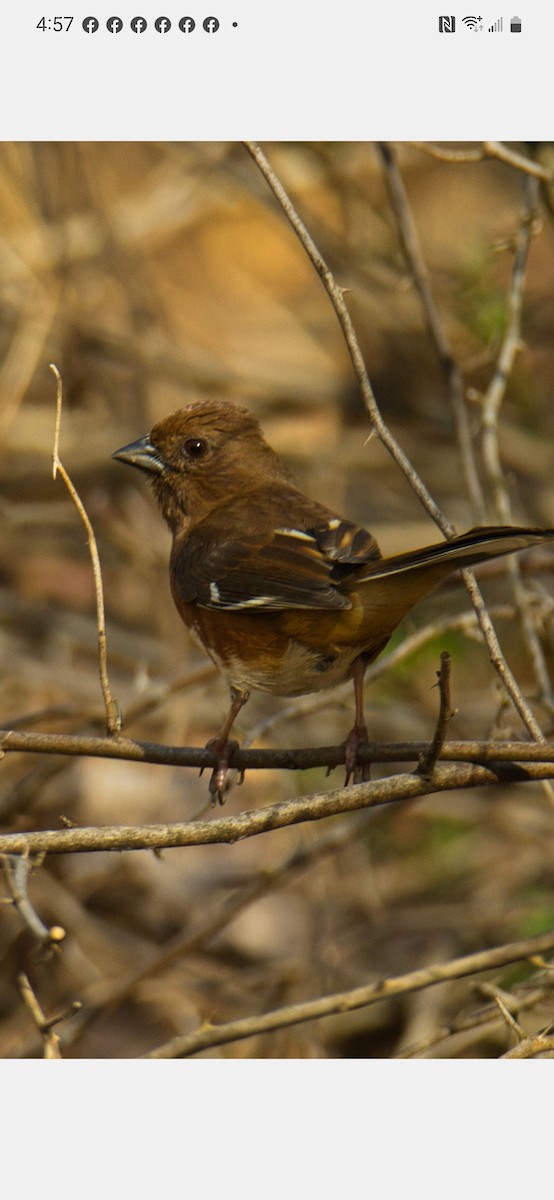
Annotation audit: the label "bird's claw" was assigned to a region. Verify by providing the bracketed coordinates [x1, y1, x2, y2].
[204, 736, 240, 804]
[343, 723, 371, 785]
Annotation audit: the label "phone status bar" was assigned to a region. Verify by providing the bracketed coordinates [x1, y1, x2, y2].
[438, 14, 522, 31]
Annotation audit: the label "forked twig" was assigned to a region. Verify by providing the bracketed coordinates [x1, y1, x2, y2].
[419, 652, 456, 777]
[17, 973, 80, 1059]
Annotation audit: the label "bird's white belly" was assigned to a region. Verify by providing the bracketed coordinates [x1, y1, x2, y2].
[220, 640, 358, 698]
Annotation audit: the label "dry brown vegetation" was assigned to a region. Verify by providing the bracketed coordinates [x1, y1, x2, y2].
[2, 141, 554, 1059]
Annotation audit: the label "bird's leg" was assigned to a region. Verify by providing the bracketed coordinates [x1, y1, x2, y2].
[344, 657, 370, 785]
[204, 686, 249, 804]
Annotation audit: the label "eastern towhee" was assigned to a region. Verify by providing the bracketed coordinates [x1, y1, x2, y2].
[113, 400, 554, 801]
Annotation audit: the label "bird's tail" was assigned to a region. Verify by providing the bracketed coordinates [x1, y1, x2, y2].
[359, 525, 554, 584]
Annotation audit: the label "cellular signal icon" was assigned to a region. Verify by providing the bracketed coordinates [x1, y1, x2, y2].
[488, 16, 503, 30]
[462, 15, 479, 28]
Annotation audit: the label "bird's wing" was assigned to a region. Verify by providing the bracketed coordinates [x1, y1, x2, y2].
[171, 502, 381, 612]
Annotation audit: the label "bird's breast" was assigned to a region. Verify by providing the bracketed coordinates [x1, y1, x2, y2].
[173, 599, 390, 697]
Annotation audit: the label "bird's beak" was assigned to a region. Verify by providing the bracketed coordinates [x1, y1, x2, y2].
[112, 435, 165, 475]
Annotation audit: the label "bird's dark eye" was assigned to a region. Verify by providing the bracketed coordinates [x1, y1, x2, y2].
[182, 437, 209, 460]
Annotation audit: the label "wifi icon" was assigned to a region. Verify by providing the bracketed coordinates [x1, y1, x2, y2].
[462, 15, 479, 28]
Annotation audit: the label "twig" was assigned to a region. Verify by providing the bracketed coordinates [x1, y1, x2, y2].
[17, 973, 80, 1059]
[484, 141, 554, 180]
[399, 981, 554, 1058]
[1, 854, 66, 949]
[1, 759, 554, 857]
[378, 142, 486, 521]
[410, 143, 486, 165]
[502, 1033, 554, 1059]
[460, 576, 547, 741]
[244, 141, 450, 531]
[481, 182, 538, 521]
[143, 928, 554, 1058]
[243, 142, 548, 745]
[492, 994, 527, 1043]
[418, 652, 456, 777]
[410, 141, 554, 181]
[50, 363, 120, 735]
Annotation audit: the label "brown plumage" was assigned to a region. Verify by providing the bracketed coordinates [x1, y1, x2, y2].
[113, 400, 554, 801]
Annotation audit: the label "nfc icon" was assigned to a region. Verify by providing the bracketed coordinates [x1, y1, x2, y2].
[438, 15, 455, 32]
[179, 16, 196, 31]
[203, 16, 220, 32]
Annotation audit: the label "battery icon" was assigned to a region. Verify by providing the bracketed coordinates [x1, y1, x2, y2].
[510, 15, 522, 31]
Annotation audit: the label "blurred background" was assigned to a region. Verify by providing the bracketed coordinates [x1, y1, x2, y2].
[1, 141, 554, 1058]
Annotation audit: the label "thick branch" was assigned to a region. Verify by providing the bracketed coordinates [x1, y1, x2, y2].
[1, 760, 554, 857]
[2, 727, 554, 771]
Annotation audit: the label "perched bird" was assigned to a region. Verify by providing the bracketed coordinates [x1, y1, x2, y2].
[113, 400, 554, 801]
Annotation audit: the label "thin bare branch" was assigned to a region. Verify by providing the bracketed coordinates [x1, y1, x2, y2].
[244, 141, 450, 531]
[410, 141, 553, 181]
[478, 182, 554, 754]
[484, 141, 554, 180]
[144, 929, 554, 1058]
[50, 363, 120, 736]
[410, 143, 486, 164]
[492, 993, 527, 1042]
[481, 183, 538, 521]
[418, 652, 456, 777]
[502, 1033, 554, 1059]
[399, 981, 554, 1058]
[17, 973, 80, 1059]
[378, 141, 486, 520]
[1, 854, 66, 949]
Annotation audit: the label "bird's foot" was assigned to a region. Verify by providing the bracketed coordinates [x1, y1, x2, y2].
[203, 736, 241, 805]
[343, 723, 371, 785]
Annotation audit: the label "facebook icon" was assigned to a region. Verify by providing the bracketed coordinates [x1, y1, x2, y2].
[107, 16, 123, 32]
[179, 16, 196, 32]
[130, 16, 147, 32]
[82, 16, 99, 32]
[203, 16, 220, 32]
[155, 16, 171, 32]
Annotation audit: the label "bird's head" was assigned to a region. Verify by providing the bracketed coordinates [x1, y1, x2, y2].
[112, 400, 294, 531]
